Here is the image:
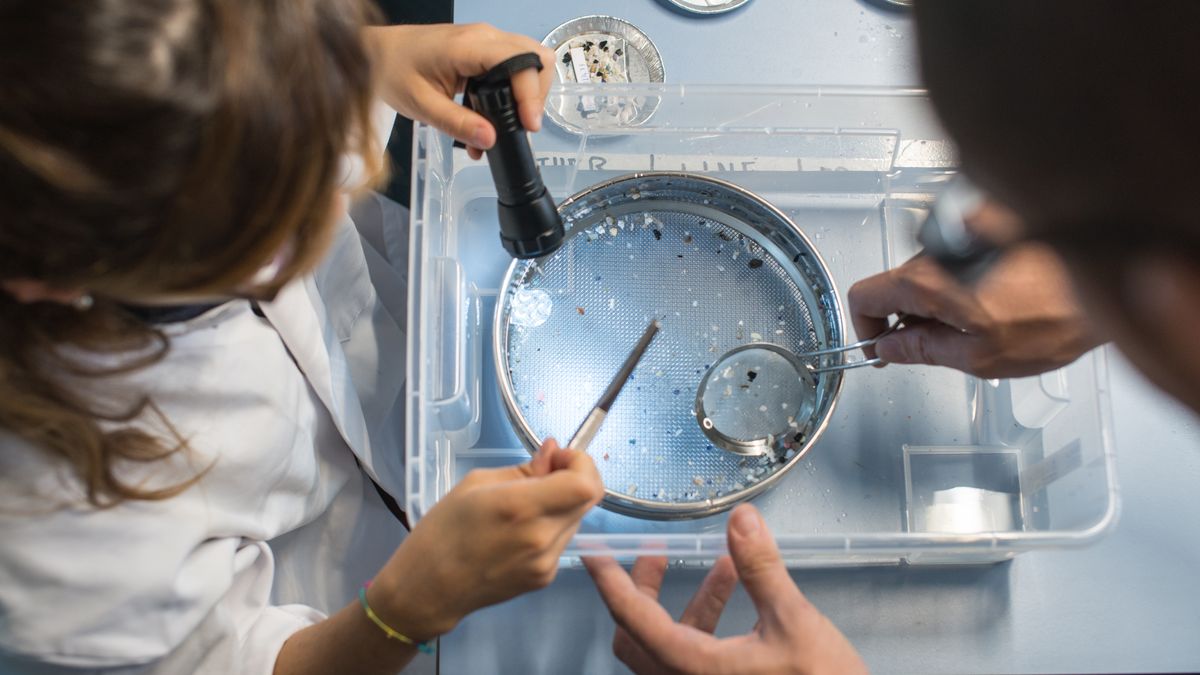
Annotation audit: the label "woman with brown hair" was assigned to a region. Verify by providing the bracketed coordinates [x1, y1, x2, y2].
[0, 2, 602, 673]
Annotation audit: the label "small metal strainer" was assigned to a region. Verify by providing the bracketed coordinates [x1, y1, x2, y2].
[495, 172, 854, 519]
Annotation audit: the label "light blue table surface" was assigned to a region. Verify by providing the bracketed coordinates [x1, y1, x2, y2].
[439, 2, 1200, 672]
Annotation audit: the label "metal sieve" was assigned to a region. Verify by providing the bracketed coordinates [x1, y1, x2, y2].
[494, 172, 852, 520]
[695, 320, 905, 458]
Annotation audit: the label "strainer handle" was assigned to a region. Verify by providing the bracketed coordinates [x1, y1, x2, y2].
[805, 314, 909, 373]
[809, 356, 885, 374]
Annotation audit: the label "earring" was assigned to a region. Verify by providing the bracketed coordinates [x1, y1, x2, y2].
[72, 294, 95, 311]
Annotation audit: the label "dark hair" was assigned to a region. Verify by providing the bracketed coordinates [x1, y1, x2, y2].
[914, 1, 1200, 240]
[0, 0, 381, 505]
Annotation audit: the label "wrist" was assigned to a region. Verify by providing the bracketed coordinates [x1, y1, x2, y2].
[370, 560, 460, 641]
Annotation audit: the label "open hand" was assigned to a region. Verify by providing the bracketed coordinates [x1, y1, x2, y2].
[585, 505, 867, 675]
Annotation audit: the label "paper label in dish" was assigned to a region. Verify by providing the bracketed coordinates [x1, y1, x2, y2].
[568, 47, 598, 113]
[568, 47, 592, 83]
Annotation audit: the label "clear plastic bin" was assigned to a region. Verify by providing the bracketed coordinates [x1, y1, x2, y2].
[404, 84, 1119, 566]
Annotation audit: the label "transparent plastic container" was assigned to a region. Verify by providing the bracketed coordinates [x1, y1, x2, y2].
[404, 84, 1119, 566]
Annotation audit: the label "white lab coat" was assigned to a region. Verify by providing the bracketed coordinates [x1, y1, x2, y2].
[0, 107, 436, 673]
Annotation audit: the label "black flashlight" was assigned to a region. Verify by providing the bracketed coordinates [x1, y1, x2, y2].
[461, 53, 565, 259]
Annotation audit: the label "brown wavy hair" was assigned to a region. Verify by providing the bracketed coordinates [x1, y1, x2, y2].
[0, 0, 382, 505]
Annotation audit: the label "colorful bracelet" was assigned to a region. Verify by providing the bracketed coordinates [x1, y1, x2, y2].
[358, 581, 436, 654]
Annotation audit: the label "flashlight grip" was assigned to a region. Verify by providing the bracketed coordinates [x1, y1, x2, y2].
[465, 53, 564, 259]
[470, 80, 541, 205]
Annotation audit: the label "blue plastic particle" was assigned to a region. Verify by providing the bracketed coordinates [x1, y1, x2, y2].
[673, 388, 681, 395]
[629, 439, 637, 445]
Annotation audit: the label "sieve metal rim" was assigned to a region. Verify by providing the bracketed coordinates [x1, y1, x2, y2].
[493, 171, 848, 519]
[694, 341, 820, 457]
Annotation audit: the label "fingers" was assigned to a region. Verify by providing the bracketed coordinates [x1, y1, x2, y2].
[500, 451, 604, 514]
[630, 556, 669, 600]
[725, 505, 808, 629]
[680, 556, 738, 634]
[583, 556, 714, 670]
[455, 26, 552, 133]
[848, 255, 990, 360]
[459, 440, 603, 519]
[413, 79, 495, 150]
[538, 511, 590, 576]
[548, 445, 604, 490]
[873, 322, 987, 374]
[511, 63, 549, 132]
[849, 308, 892, 363]
[529, 437, 558, 476]
[615, 557, 673, 674]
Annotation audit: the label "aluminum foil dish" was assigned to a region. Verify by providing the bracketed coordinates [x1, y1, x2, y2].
[542, 16, 665, 133]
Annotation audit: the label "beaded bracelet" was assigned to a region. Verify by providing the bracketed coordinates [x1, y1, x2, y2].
[358, 581, 436, 654]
